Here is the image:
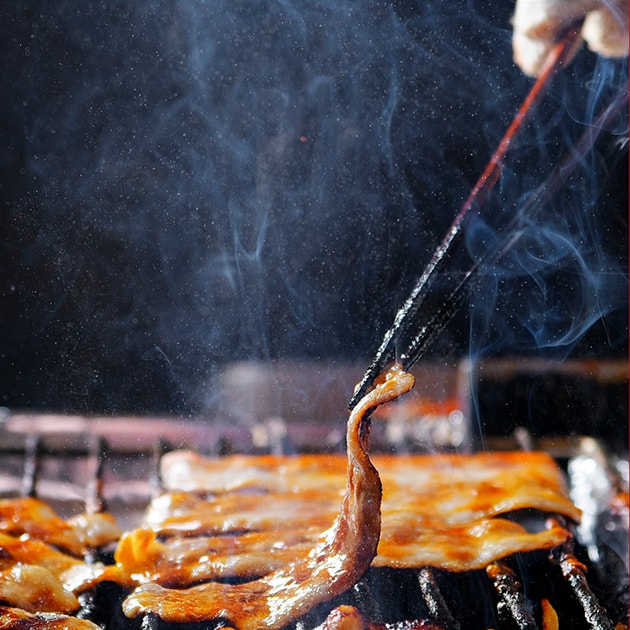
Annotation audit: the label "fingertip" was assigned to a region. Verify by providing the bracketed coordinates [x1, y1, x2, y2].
[513, 31, 554, 76]
[583, 8, 629, 58]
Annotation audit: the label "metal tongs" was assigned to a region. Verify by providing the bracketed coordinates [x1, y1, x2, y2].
[349, 23, 627, 410]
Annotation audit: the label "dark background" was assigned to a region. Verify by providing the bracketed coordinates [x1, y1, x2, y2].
[0, 1, 627, 415]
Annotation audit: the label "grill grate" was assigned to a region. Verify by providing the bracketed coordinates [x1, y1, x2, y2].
[0, 416, 626, 630]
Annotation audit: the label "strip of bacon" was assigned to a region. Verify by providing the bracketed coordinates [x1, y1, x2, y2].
[0, 565, 78, 615]
[0, 532, 82, 580]
[0, 532, 114, 600]
[0, 497, 121, 557]
[113, 525, 319, 586]
[114, 447, 578, 586]
[122, 364, 416, 628]
[113, 493, 573, 587]
[0, 604, 100, 629]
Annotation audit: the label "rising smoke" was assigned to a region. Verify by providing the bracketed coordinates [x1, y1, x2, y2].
[0, 1, 626, 414]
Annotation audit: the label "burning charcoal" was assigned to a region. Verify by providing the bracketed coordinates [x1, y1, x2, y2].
[594, 505, 629, 626]
[567, 438, 615, 565]
[311, 603, 446, 629]
[140, 616, 236, 630]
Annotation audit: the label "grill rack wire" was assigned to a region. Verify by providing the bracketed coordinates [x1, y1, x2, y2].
[0, 414, 627, 630]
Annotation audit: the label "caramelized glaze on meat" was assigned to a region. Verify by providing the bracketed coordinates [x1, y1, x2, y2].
[0, 604, 100, 629]
[119, 449, 578, 588]
[121, 364, 416, 628]
[0, 532, 113, 611]
[0, 498, 121, 557]
[0, 364, 584, 629]
[0, 565, 78, 614]
[113, 454, 577, 593]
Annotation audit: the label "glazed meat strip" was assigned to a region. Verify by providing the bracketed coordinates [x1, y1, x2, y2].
[0, 499, 122, 615]
[121, 364, 416, 628]
[143, 487, 340, 536]
[0, 564, 79, 615]
[114, 525, 321, 586]
[0, 497, 121, 556]
[119, 448, 579, 587]
[0, 497, 124, 613]
[0, 605, 100, 629]
[115, 453, 576, 587]
[158, 451, 579, 527]
[0, 533, 80, 579]
[0, 531, 113, 613]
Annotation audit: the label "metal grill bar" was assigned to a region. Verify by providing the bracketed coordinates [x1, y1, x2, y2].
[85, 435, 107, 515]
[151, 437, 171, 493]
[417, 568, 462, 630]
[350, 578, 384, 624]
[550, 540, 615, 630]
[486, 562, 538, 630]
[21, 434, 40, 497]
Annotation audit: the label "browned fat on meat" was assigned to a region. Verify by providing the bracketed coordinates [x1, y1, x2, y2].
[0, 497, 124, 615]
[0, 604, 100, 629]
[0, 497, 122, 557]
[0, 530, 117, 614]
[116, 450, 578, 589]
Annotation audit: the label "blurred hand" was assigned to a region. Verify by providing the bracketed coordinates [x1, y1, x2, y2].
[512, 0, 628, 76]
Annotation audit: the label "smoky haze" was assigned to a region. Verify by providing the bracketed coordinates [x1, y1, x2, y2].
[0, 1, 627, 414]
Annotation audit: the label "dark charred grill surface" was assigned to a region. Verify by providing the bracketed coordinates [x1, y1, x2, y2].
[71, 562, 624, 630]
